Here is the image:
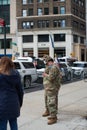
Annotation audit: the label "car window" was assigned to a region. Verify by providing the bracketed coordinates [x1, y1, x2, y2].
[14, 62, 21, 69]
[34, 59, 45, 69]
[22, 62, 34, 68]
[84, 63, 87, 67]
[73, 63, 84, 67]
[59, 63, 67, 68]
[59, 59, 65, 62]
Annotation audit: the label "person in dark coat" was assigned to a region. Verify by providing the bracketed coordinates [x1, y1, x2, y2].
[0, 56, 24, 130]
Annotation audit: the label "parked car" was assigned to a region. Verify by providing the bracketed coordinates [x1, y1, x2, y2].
[58, 56, 77, 66]
[71, 61, 87, 78]
[13, 60, 38, 89]
[58, 62, 73, 81]
[17, 57, 45, 78]
[33, 58, 45, 78]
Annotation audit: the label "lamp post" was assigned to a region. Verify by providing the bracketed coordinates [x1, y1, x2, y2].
[0, 18, 6, 56]
[85, 1, 87, 60]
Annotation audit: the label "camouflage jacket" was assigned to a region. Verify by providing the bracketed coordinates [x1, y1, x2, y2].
[43, 64, 61, 92]
[43, 66, 50, 85]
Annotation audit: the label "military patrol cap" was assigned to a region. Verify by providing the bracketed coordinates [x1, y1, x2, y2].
[43, 55, 53, 63]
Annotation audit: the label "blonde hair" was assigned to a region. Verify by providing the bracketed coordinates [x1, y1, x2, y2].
[0, 56, 14, 74]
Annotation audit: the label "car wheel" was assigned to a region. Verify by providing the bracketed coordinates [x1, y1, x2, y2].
[84, 73, 87, 82]
[81, 72, 84, 79]
[67, 72, 71, 81]
[24, 76, 31, 89]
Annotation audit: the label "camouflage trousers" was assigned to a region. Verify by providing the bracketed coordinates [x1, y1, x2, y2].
[44, 90, 58, 117]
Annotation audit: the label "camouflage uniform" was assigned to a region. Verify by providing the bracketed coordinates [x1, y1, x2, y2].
[43, 55, 51, 111]
[46, 65, 60, 117]
[43, 65, 50, 111]
[43, 56, 61, 118]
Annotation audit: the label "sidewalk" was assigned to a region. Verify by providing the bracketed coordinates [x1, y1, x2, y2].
[12, 80, 87, 129]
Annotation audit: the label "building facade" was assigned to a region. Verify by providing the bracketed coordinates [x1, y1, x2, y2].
[0, 0, 12, 57]
[0, 0, 87, 60]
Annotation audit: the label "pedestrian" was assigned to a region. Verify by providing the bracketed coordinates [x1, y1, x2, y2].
[0, 56, 24, 130]
[42, 55, 61, 125]
[42, 55, 50, 117]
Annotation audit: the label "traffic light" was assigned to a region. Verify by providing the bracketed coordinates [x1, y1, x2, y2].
[0, 18, 5, 26]
[0, 18, 6, 56]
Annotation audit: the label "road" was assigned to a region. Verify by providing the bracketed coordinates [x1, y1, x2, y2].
[24, 77, 82, 93]
[24, 82, 44, 93]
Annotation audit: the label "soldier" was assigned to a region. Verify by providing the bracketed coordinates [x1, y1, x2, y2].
[42, 55, 51, 117]
[42, 56, 61, 125]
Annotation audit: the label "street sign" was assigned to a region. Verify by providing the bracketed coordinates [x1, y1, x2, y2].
[0, 18, 5, 26]
[12, 42, 17, 46]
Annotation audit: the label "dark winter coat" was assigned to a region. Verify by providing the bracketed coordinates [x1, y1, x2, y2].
[0, 70, 24, 120]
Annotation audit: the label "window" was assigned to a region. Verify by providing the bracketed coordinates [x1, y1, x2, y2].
[80, 24, 85, 31]
[0, 27, 3, 34]
[0, 25, 10, 34]
[22, 21, 34, 29]
[53, 20, 61, 27]
[14, 62, 34, 69]
[22, 62, 34, 68]
[1, 0, 9, 4]
[35, 59, 45, 69]
[60, 6, 65, 14]
[37, 20, 49, 28]
[38, 49, 49, 57]
[73, 35, 78, 43]
[0, 1, 10, 33]
[28, 8, 33, 16]
[60, 0, 65, 1]
[37, 0, 42, 3]
[53, 19, 66, 27]
[3, 0, 8, 4]
[73, 0, 78, 4]
[0, 0, 10, 5]
[53, 7, 58, 14]
[61, 20, 65, 27]
[80, 12, 85, 19]
[14, 62, 21, 69]
[81, 1, 84, 7]
[22, 10, 27, 17]
[44, 0, 49, 2]
[80, 37, 84, 44]
[73, 21, 79, 28]
[22, 35, 33, 43]
[37, 8, 42, 15]
[28, 0, 33, 3]
[44, 8, 49, 15]
[0, 39, 11, 49]
[38, 35, 49, 42]
[72, 8, 78, 16]
[22, 0, 27, 4]
[54, 34, 65, 41]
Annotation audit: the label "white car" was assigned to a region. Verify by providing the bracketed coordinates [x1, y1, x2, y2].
[13, 60, 38, 89]
[71, 61, 87, 78]
[36, 68, 45, 78]
[17, 57, 45, 78]
[58, 62, 73, 81]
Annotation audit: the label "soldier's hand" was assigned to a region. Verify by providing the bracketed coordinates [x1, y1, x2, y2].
[43, 72, 48, 77]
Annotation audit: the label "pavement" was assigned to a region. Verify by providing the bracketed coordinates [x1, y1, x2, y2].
[8, 80, 87, 130]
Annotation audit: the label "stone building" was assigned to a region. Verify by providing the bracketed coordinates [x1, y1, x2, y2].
[0, 0, 86, 60]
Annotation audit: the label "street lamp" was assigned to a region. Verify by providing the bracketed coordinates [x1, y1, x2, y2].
[0, 18, 6, 56]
